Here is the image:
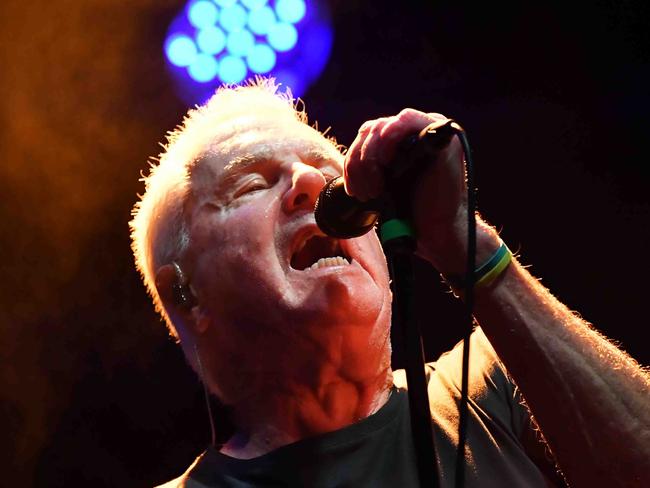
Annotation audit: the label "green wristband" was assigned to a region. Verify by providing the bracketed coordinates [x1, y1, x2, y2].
[379, 219, 415, 244]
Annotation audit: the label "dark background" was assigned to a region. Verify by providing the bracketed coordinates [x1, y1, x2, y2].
[1, 0, 648, 486]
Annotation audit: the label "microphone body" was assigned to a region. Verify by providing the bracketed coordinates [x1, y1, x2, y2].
[314, 119, 461, 239]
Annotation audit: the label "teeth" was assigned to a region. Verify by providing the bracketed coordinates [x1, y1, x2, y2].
[308, 256, 350, 270]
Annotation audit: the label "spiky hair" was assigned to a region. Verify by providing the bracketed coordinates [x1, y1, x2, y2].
[130, 78, 333, 338]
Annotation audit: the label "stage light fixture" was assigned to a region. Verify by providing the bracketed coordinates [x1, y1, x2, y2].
[242, 0, 268, 8]
[247, 44, 276, 73]
[188, 53, 220, 82]
[196, 26, 227, 55]
[166, 35, 198, 67]
[275, 0, 305, 24]
[188, 1, 219, 29]
[164, 0, 333, 104]
[219, 4, 248, 32]
[267, 22, 298, 52]
[219, 55, 248, 83]
[226, 29, 255, 56]
[248, 6, 275, 35]
[215, 0, 237, 7]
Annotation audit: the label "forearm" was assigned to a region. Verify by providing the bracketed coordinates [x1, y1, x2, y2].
[454, 223, 650, 486]
[342, 109, 649, 482]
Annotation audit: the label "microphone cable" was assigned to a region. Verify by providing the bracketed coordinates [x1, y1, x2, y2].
[454, 128, 476, 488]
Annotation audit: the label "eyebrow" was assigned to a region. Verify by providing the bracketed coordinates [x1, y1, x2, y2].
[222, 152, 267, 176]
[220, 144, 340, 182]
[219, 150, 273, 189]
[303, 147, 340, 167]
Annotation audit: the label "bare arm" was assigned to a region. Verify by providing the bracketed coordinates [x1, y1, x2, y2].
[343, 108, 650, 487]
[464, 220, 650, 487]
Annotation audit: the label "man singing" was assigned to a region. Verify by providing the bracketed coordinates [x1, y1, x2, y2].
[130, 79, 649, 487]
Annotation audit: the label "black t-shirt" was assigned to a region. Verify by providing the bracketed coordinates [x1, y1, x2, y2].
[177, 389, 419, 487]
[156, 329, 565, 487]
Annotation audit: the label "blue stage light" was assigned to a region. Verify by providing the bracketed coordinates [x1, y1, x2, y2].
[166, 35, 198, 67]
[275, 0, 306, 24]
[188, 1, 219, 29]
[219, 4, 248, 32]
[165, 0, 333, 103]
[274, 69, 298, 92]
[188, 53, 219, 82]
[246, 44, 276, 73]
[219, 55, 247, 83]
[226, 29, 255, 56]
[267, 22, 298, 52]
[196, 26, 227, 55]
[247, 5, 276, 35]
[241, 0, 268, 9]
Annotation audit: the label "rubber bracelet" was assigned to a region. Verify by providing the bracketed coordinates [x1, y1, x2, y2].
[445, 241, 512, 292]
[475, 243, 512, 288]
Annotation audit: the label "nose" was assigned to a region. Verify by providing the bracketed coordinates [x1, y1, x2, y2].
[281, 162, 327, 213]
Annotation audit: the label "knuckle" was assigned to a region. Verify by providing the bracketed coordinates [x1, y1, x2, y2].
[397, 108, 420, 120]
[358, 120, 373, 133]
[372, 117, 390, 130]
[359, 117, 389, 134]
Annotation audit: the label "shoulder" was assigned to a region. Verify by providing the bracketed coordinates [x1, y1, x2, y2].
[393, 326, 525, 433]
[393, 327, 507, 394]
[154, 472, 209, 488]
[155, 476, 184, 488]
[433, 326, 509, 392]
[153, 452, 211, 488]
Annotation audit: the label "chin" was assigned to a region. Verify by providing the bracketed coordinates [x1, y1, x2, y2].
[301, 273, 389, 328]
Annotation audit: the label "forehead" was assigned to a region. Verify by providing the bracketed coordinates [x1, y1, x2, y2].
[191, 115, 342, 187]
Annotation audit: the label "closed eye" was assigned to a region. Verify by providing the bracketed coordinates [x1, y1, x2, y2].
[233, 177, 269, 199]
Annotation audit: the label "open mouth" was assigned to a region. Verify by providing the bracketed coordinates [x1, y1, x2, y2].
[290, 235, 351, 271]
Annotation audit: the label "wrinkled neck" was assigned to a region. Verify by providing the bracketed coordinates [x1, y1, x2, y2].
[219, 354, 393, 459]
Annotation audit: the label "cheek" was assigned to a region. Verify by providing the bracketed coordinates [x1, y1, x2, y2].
[199, 205, 275, 261]
[195, 223, 283, 313]
[362, 232, 391, 284]
[223, 201, 279, 250]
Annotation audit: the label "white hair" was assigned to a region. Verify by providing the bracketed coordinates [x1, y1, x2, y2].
[130, 78, 336, 338]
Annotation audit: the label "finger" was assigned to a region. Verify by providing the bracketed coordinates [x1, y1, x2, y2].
[375, 111, 445, 167]
[343, 124, 370, 197]
[355, 118, 391, 200]
[344, 118, 387, 200]
[380, 110, 449, 148]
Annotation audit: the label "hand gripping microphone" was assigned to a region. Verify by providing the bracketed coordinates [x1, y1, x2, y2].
[314, 118, 462, 239]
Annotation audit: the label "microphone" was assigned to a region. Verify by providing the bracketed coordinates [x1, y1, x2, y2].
[314, 119, 461, 239]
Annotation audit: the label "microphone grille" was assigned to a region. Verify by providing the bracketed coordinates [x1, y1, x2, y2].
[314, 177, 381, 239]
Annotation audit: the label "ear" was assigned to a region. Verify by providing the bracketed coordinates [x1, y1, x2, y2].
[155, 263, 209, 335]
